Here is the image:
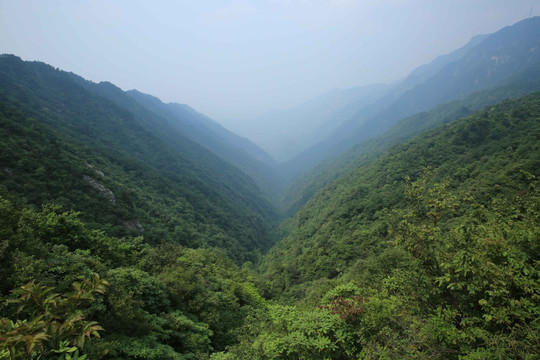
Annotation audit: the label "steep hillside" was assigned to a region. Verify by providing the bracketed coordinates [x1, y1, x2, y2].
[262, 91, 540, 299]
[0, 119, 269, 357]
[282, 16, 540, 180]
[1, 57, 539, 360]
[0, 55, 286, 359]
[66, 77, 281, 201]
[124, 90, 284, 200]
[282, 62, 540, 215]
[211, 92, 540, 360]
[2, 88, 538, 360]
[0, 54, 278, 262]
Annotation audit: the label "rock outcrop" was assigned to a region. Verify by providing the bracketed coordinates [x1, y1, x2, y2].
[82, 175, 116, 204]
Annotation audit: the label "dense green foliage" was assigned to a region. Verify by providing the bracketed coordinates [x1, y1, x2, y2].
[0, 197, 267, 358]
[0, 276, 107, 359]
[215, 93, 540, 358]
[2, 50, 540, 358]
[0, 55, 278, 263]
[282, 62, 540, 215]
[221, 170, 539, 358]
[264, 92, 540, 301]
[0, 55, 284, 359]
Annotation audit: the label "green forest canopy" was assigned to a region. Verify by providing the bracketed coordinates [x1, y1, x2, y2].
[1, 57, 539, 358]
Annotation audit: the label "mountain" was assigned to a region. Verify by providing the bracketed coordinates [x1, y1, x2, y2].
[63, 75, 283, 202]
[282, 16, 540, 181]
[199, 91, 540, 360]
[0, 99, 275, 356]
[0, 54, 278, 262]
[261, 91, 540, 299]
[2, 77, 538, 359]
[397, 34, 489, 90]
[227, 83, 389, 162]
[2, 17, 540, 360]
[281, 62, 540, 215]
[0, 55, 289, 358]
[124, 90, 283, 199]
[2, 49, 540, 360]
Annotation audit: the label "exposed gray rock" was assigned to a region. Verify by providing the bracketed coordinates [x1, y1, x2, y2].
[121, 220, 145, 234]
[83, 175, 116, 204]
[85, 162, 105, 178]
[2, 167, 13, 177]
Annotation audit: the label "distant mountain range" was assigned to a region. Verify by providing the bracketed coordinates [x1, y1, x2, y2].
[230, 83, 390, 162]
[279, 16, 540, 182]
[1, 15, 540, 360]
[282, 61, 540, 215]
[222, 32, 488, 165]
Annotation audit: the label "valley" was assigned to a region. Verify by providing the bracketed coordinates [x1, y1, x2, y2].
[1, 15, 539, 360]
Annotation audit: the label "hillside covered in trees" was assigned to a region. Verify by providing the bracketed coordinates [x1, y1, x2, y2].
[1, 73, 539, 359]
[0, 55, 279, 263]
[1, 16, 540, 360]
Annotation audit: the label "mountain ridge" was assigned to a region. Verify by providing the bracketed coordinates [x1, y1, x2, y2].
[0, 54, 279, 261]
[1, 16, 540, 356]
[280, 16, 540, 181]
[281, 61, 540, 214]
[125, 89, 284, 200]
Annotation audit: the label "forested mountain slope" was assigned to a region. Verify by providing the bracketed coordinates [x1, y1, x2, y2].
[124, 90, 284, 200]
[208, 92, 540, 360]
[1, 53, 539, 358]
[0, 54, 286, 358]
[282, 16, 540, 180]
[126, 90, 275, 165]
[65, 72, 283, 202]
[262, 92, 540, 300]
[0, 54, 278, 262]
[0, 147, 277, 359]
[282, 62, 540, 215]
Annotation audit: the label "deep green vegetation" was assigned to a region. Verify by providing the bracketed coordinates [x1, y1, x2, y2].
[264, 92, 540, 301]
[236, 92, 540, 359]
[0, 55, 281, 358]
[0, 55, 278, 263]
[1, 53, 540, 358]
[0, 196, 265, 358]
[222, 170, 539, 359]
[283, 62, 540, 216]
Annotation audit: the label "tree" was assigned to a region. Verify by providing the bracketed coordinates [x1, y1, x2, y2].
[0, 275, 108, 359]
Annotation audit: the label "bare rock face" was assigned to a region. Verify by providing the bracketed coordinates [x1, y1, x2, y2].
[2, 167, 14, 177]
[121, 220, 145, 234]
[85, 162, 105, 178]
[82, 175, 116, 204]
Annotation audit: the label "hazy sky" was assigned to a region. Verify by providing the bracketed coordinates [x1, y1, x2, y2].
[1, 0, 538, 122]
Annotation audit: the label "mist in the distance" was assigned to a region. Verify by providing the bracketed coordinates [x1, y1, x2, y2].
[1, 0, 537, 160]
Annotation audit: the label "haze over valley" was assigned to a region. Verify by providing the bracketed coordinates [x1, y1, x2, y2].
[1, 2, 540, 359]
